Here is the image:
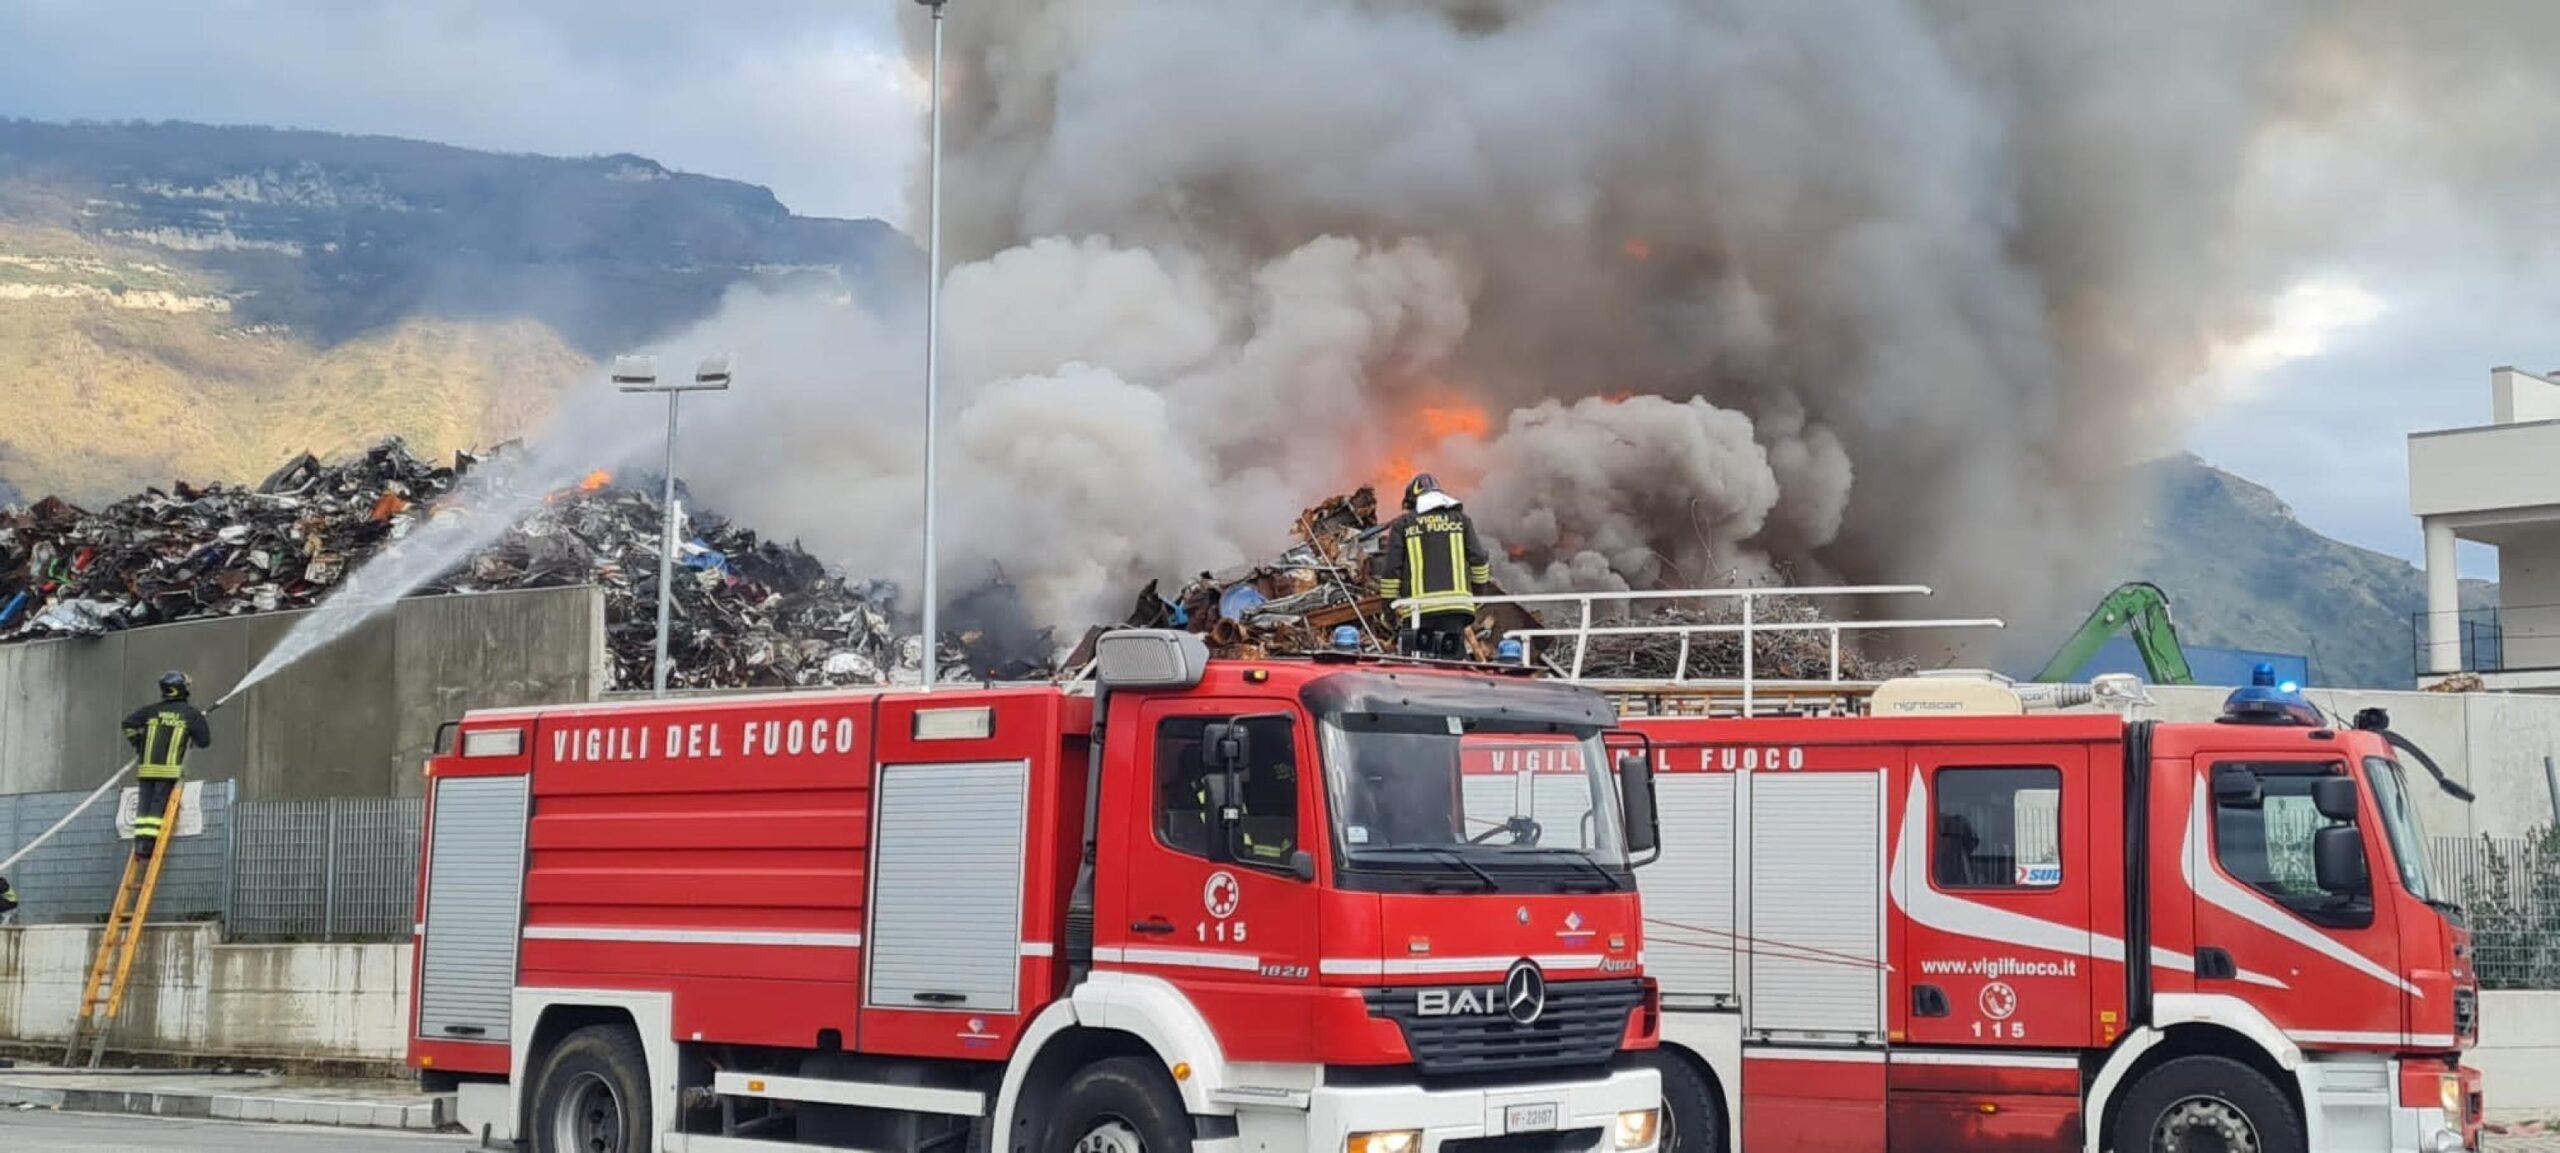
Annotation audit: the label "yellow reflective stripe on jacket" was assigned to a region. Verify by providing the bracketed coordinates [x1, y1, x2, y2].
[1400, 518, 1478, 615]
[138, 714, 189, 778]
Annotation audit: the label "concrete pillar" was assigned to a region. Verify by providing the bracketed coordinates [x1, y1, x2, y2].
[2425, 517, 2463, 675]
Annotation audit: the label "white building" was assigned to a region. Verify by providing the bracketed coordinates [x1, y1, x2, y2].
[2408, 366, 2560, 690]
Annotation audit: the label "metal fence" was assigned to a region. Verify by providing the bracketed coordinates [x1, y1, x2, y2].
[0, 785, 420, 941]
[0, 782, 233, 924]
[2410, 607, 2505, 676]
[2436, 833, 2560, 990]
[226, 796, 423, 941]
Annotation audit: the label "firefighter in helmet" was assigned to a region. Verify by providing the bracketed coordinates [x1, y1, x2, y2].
[1177, 724, 1298, 865]
[1375, 473, 1492, 659]
[1235, 747, 1298, 865]
[122, 671, 210, 859]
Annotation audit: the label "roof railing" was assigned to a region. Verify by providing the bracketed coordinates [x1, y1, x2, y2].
[1393, 585, 2004, 714]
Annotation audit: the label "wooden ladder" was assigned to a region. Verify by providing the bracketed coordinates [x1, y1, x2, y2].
[64, 782, 185, 1069]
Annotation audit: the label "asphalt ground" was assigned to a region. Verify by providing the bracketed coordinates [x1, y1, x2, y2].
[0, 1109, 476, 1151]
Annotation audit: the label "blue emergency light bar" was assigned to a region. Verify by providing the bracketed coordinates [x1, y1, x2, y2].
[2222, 661, 2321, 726]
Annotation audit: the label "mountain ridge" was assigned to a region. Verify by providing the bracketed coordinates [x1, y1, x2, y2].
[2102, 451, 2487, 690]
[0, 118, 912, 503]
[0, 117, 909, 352]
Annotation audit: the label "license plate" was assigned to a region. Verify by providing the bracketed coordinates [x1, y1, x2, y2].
[1504, 1103, 1559, 1133]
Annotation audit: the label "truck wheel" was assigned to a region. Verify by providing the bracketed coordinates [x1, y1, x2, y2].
[1640, 1050, 1725, 1153]
[1044, 1056, 1192, 1153]
[531, 1024, 653, 1153]
[2109, 1056, 2303, 1153]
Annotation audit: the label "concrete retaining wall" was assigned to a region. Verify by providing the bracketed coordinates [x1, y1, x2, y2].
[2479, 991, 2560, 1122]
[2140, 685, 2560, 840]
[0, 585, 605, 800]
[0, 924, 408, 1062]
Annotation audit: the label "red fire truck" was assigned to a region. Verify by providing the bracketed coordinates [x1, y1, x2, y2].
[1617, 673, 2483, 1153]
[406, 630, 1669, 1153]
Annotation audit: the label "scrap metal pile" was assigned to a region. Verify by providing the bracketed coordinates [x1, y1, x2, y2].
[1112, 486, 1415, 660]
[0, 440, 947, 690]
[2, 442, 1903, 690]
[0, 441, 470, 640]
[433, 480, 942, 690]
[1113, 486, 1908, 685]
[1532, 593, 1917, 684]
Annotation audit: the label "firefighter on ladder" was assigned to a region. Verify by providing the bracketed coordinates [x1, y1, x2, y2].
[1376, 473, 1492, 659]
[121, 671, 209, 859]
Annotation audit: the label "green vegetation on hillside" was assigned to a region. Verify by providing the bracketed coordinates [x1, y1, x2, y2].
[0, 222, 587, 502]
[0, 118, 909, 352]
[0, 118, 913, 504]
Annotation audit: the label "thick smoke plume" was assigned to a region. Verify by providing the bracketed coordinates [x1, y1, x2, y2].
[632, 1, 2560, 639]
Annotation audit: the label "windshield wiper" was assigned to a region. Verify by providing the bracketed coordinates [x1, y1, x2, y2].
[1417, 846, 1502, 891]
[1507, 847, 1625, 891]
[2368, 725, 2477, 803]
[1363, 846, 1500, 891]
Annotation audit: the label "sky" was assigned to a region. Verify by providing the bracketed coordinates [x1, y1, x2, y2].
[0, 1, 922, 224]
[0, 1, 2549, 579]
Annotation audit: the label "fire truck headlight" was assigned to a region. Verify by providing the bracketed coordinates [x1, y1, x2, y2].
[2427, 1128, 2466, 1153]
[1614, 1108, 1660, 1150]
[1347, 1130, 1421, 1153]
[2439, 1074, 2463, 1117]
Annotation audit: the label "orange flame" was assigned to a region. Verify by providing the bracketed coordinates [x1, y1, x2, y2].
[1415, 403, 1492, 440]
[578, 469, 613, 493]
[1370, 395, 1494, 499]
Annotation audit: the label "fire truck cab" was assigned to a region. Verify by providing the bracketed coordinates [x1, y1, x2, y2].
[1621, 674, 2481, 1153]
[408, 630, 1666, 1153]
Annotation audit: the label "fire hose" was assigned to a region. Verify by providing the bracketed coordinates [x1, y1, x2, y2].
[0, 699, 229, 873]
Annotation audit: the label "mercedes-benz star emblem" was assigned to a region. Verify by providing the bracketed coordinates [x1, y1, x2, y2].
[1503, 959, 1548, 1026]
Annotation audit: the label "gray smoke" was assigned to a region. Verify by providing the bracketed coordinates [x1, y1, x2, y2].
[642, 1, 2560, 635]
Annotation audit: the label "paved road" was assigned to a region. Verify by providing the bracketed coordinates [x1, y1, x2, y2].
[1, 1110, 2550, 1153]
[0, 1110, 475, 1151]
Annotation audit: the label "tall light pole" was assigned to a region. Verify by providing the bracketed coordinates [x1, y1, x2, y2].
[615, 353, 734, 697]
[917, 0, 949, 689]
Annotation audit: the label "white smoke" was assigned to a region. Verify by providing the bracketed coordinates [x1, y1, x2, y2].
[652, 233, 1466, 625]
[612, 0, 2560, 637]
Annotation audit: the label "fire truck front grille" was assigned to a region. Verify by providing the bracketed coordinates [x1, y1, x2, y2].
[1365, 978, 1644, 1078]
[2454, 988, 2478, 1039]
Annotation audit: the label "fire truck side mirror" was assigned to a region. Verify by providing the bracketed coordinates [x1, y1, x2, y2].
[1617, 753, 1660, 858]
[1289, 849, 1317, 882]
[2311, 775, 2361, 823]
[1202, 722, 1252, 775]
[2313, 824, 2369, 895]
[2212, 766, 2263, 807]
[1199, 769, 1232, 818]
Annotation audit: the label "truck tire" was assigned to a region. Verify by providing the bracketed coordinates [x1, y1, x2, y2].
[1043, 1056, 1193, 1153]
[2109, 1055, 2304, 1153]
[530, 1024, 653, 1153]
[1640, 1049, 1725, 1153]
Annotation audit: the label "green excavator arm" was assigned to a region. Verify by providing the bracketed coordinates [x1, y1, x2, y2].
[2035, 581, 2196, 685]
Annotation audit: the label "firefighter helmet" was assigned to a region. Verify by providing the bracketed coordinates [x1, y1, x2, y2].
[158, 670, 192, 699]
[1403, 473, 1441, 511]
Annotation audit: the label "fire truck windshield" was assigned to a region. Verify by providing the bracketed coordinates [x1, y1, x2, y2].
[2366, 756, 2444, 904]
[1318, 714, 1629, 891]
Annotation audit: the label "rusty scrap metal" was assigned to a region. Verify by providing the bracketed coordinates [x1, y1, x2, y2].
[0, 439, 955, 691]
[1130, 485, 1906, 680]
